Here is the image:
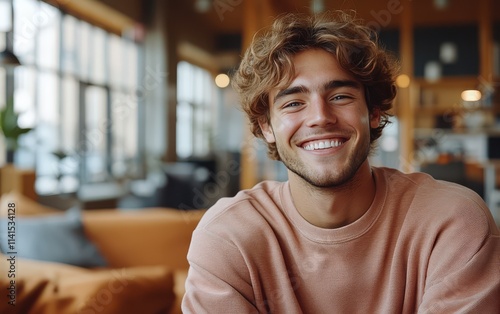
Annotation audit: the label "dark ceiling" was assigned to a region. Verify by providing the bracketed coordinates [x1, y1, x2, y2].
[99, 0, 499, 37]
[186, 0, 491, 35]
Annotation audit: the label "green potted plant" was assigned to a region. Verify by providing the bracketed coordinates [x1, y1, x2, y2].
[0, 99, 32, 164]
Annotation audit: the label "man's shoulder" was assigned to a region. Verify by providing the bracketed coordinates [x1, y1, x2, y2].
[375, 167, 497, 235]
[196, 180, 287, 232]
[376, 166, 483, 201]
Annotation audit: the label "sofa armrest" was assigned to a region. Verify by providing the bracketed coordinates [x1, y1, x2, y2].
[0, 255, 176, 314]
[82, 208, 205, 271]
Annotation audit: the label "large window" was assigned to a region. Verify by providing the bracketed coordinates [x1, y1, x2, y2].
[176, 61, 216, 159]
[1, 0, 144, 195]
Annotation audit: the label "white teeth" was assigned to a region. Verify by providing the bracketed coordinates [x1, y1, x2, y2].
[304, 140, 343, 151]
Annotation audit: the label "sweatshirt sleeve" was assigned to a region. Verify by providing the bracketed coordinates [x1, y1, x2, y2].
[181, 228, 258, 314]
[417, 198, 500, 313]
[418, 234, 500, 313]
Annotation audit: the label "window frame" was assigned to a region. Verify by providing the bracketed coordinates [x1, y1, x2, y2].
[2, 0, 145, 195]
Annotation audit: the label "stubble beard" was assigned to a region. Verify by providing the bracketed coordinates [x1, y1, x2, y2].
[276, 137, 371, 189]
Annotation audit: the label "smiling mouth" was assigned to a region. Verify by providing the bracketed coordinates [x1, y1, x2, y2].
[302, 139, 345, 151]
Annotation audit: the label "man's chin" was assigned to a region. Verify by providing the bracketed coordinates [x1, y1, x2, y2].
[303, 176, 350, 189]
[289, 169, 347, 188]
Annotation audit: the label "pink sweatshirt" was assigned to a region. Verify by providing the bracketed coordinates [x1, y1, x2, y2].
[182, 167, 500, 313]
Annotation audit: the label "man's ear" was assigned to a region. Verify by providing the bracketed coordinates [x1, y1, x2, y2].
[369, 109, 381, 129]
[258, 116, 276, 144]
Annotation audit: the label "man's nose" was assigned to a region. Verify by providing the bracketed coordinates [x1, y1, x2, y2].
[305, 97, 337, 127]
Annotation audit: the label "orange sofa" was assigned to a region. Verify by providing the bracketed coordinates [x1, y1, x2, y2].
[0, 192, 206, 314]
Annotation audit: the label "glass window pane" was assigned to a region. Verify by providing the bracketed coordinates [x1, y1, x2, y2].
[13, 0, 38, 64]
[177, 61, 193, 102]
[85, 86, 107, 152]
[194, 107, 211, 157]
[61, 75, 78, 152]
[61, 14, 78, 74]
[0, 1, 11, 32]
[14, 66, 36, 128]
[90, 26, 106, 84]
[176, 101, 193, 158]
[36, 71, 59, 178]
[123, 92, 138, 158]
[37, 71, 59, 125]
[176, 61, 216, 158]
[194, 107, 204, 156]
[111, 90, 138, 176]
[84, 86, 107, 182]
[36, 2, 60, 70]
[125, 41, 138, 89]
[111, 91, 125, 174]
[194, 67, 204, 104]
[35, 177, 56, 195]
[108, 34, 123, 87]
[8, 2, 145, 186]
[78, 21, 91, 81]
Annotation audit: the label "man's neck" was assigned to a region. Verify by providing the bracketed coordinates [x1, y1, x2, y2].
[288, 161, 376, 229]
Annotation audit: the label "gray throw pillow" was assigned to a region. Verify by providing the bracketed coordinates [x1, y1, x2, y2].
[0, 207, 107, 268]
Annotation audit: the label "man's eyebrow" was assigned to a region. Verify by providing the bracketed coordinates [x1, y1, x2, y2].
[273, 85, 309, 104]
[273, 79, 362, 104]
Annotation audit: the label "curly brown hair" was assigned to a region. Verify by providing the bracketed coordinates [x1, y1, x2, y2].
[231, 11, 399, 160]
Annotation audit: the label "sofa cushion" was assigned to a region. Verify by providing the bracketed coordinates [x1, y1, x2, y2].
[0, 191, 60, 217]
[0, 208, 107, 268]
[82, 208, 206, 270]
[0, 256, 175, 314]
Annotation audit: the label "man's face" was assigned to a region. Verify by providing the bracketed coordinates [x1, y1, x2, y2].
[260, 49, 380, 188]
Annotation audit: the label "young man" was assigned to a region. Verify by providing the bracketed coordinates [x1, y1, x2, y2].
[182, 12, 500, 313]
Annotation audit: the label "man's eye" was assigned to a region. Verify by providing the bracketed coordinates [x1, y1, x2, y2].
[330, 95, 354, 104]
[284, 102, 301, 108]
[332, 95, 348, 101]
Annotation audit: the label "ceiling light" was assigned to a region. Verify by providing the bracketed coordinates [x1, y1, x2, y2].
[215, 73, 230, 88]
[461, 90, 481, 102]
[434, 0, 449, 9]
[195, 0, 211, 13]
[440, 42, 458, 64]
[424, 61, 441, 82]
[396, 74, 410, 88]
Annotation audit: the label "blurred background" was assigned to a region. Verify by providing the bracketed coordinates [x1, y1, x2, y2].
[0, 0, 499, 223]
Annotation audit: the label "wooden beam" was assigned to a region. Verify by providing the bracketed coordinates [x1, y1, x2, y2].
[479, 0, 493, 81]
[398, 1, 415, 172]
[242, 0, 278, 49]
[44, 0, 138, 36]
[239, 0, 278, 190]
